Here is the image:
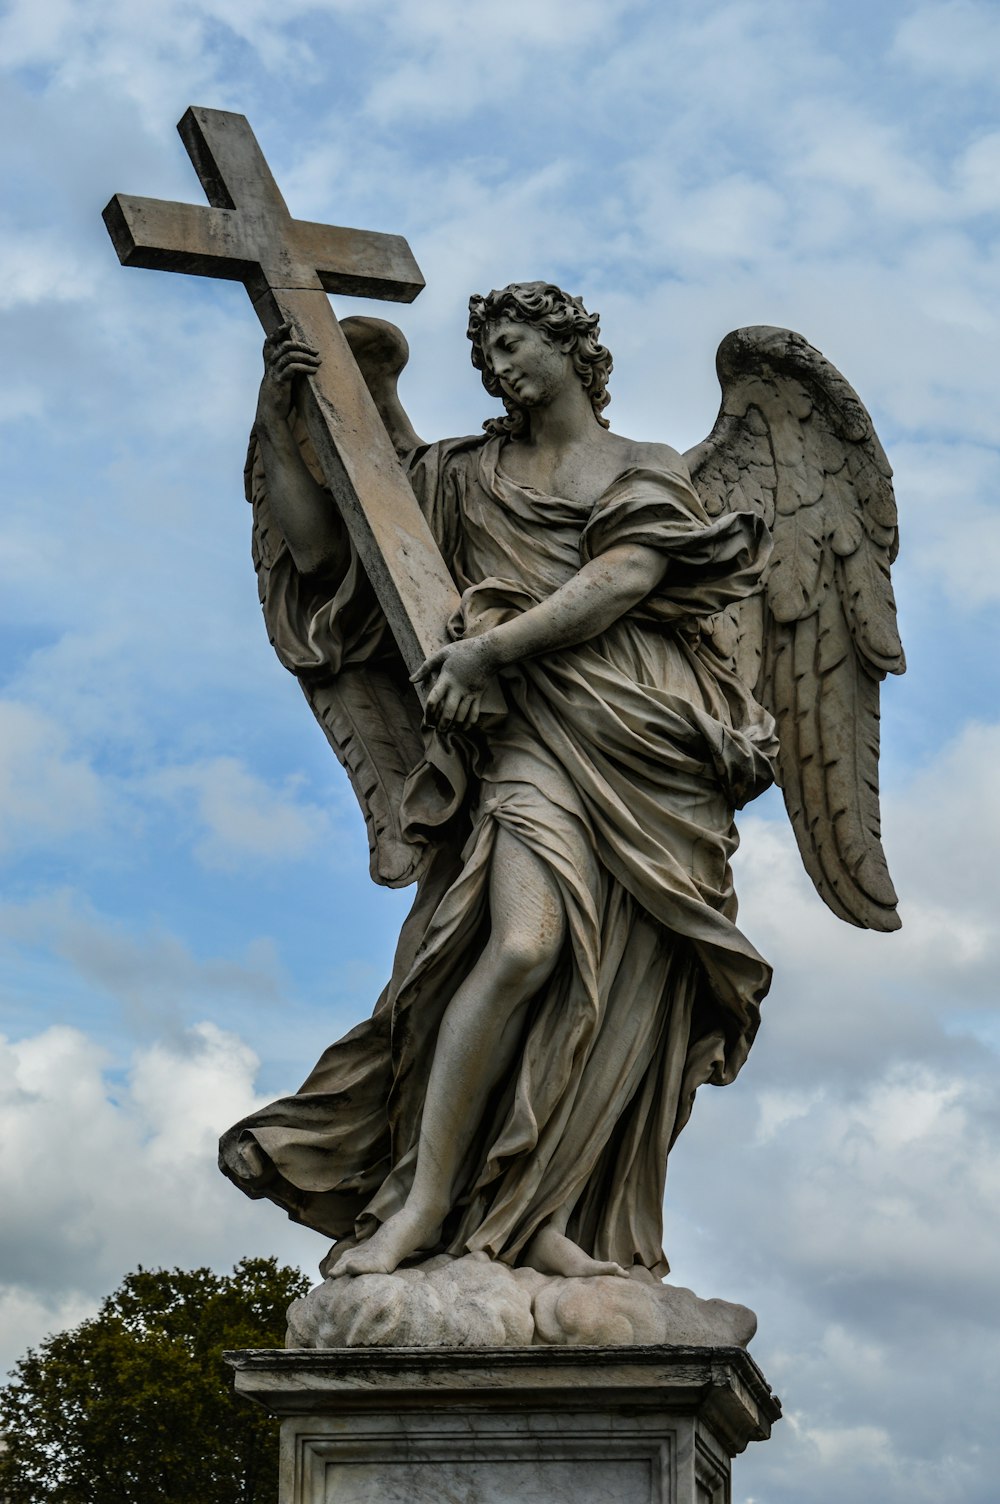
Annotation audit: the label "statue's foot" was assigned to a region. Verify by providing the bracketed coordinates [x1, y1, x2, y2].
[523, 1225, 629, 1279]
[329, 1205, 442, 1279]
[319, 1239, 359, 1279]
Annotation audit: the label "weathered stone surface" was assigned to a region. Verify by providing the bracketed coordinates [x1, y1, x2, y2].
[103, 106, 481, 691]
[107, 113, 903, 1312]
[285, 1253, 756, 1349]
[227, 1345, 781, 1503]
[214, 278, 904, 1295]
[529, 1270, 756, 1348]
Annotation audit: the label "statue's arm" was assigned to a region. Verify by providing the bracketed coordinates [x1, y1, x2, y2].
[491, 543, 667, 663]
[253, 323, 344, 576]
[415, 542, 667, 731]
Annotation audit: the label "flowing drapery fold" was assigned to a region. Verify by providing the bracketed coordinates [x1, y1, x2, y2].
[220, 435, 777, 1273]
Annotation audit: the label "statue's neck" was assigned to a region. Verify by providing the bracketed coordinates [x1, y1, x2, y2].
[522, 381, 598, 452]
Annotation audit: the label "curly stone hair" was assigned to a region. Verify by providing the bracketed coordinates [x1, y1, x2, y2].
[467, 281, 613, 438]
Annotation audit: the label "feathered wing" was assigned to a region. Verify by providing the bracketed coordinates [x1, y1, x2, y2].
[246, 317, 430, 889]
[685, 326, 905, 931]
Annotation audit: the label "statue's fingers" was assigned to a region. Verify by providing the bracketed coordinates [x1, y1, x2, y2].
[423, 679, 444, 721]
[463, 693, 483, 727]
[275, 359, 322, 383]
[272, 366, 319, 389]
[437, 685, 463, 732]
[264, 321, 293, 352]
[275, 348, 321, 366]
[451, 695, 473, 727]
[274, 347, 322, 372]
[411, 649, 446, 684]
[275, 340, 321, 362]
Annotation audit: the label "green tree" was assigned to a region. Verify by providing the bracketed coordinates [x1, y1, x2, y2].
[0, 1257, 310, 1504]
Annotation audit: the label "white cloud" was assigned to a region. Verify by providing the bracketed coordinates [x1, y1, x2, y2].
[359, 0, 635, 122]
[0, 890, 286, 1039]
[753, 1087, 822, 1146]
[667, 717, 1000, 1501]
[1, 2, 999, 1498]
[0, 691, 337, 875]
[0, 1022, 318, 1376]
[670, 1048, 1000, 1503]
[799, 1420, 894, 1471]
[893, 0, 1000, 81]
[130, 1020, 265, 1161]
[0, 702, 105, 857]
[786, 104, 951, 225]
[745, 708, 1000, 940]
[957, 130, 1000, 215]
[0, 228, 96, 312]
[0, 0, 304, 121]
[151, 755, 333, 869]
[890, 721, 1000, 922]
[0, 1286, 97, 1373]
[892, 439, 1000, 613]
[756, 1067, 1000, 1301]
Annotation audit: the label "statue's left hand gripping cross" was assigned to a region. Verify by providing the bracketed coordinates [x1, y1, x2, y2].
[104, 106, 466, 703]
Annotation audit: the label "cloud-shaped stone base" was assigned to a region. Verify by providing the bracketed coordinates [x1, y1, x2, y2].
[285, 1252, 756, 1349]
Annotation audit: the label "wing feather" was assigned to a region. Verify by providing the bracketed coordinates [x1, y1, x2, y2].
[687, 325, 904, 931]
[766, 492, 826, 620]
[245, 327, 430, 888]
[304, 666, 426, 888]
[340, 316, 424, 458]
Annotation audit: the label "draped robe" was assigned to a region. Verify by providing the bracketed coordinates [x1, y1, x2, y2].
[220, 432, 777, 1275]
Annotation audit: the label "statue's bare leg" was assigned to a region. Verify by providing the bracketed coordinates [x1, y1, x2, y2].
[332, 825, 567, 1278]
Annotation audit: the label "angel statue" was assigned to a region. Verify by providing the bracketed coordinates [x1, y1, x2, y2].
[219, 281, 904, 1291]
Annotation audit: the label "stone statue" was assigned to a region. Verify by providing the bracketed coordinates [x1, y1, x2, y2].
[104, 103, 901, 1347]
[217, 279, 904, 1328]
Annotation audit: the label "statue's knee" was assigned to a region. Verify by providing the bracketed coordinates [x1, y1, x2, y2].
[493, 928, 562, 989]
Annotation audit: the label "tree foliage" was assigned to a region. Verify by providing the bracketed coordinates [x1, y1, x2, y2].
[0, 1257, 310, 1504]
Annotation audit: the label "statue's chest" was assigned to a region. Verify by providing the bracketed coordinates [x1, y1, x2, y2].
[458, 493, 584, 591]
[499, 457, 621, 509]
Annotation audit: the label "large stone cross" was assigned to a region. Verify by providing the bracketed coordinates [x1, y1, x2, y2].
[103, 106, 463, 694]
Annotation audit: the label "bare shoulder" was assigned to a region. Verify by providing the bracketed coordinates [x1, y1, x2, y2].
[607, 432, 690, 476]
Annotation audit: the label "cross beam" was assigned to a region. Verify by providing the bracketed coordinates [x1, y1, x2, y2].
[103, 107, 470, 700]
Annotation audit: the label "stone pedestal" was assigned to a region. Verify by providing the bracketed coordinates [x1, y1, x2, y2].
[227, 1345, 780, 1503]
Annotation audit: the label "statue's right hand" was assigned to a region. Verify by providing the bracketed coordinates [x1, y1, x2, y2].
[256, 321, 322, 427]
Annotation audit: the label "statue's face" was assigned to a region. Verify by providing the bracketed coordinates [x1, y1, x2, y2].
[482, 317, 573, 408]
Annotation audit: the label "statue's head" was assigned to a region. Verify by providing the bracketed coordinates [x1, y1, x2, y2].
[467, 281, 613, 438]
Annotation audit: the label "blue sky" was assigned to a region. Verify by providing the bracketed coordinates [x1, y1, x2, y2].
[1, 2, 999, 1500]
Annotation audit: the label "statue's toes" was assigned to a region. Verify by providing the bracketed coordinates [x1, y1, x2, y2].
[591, 1259, 629, 1279]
